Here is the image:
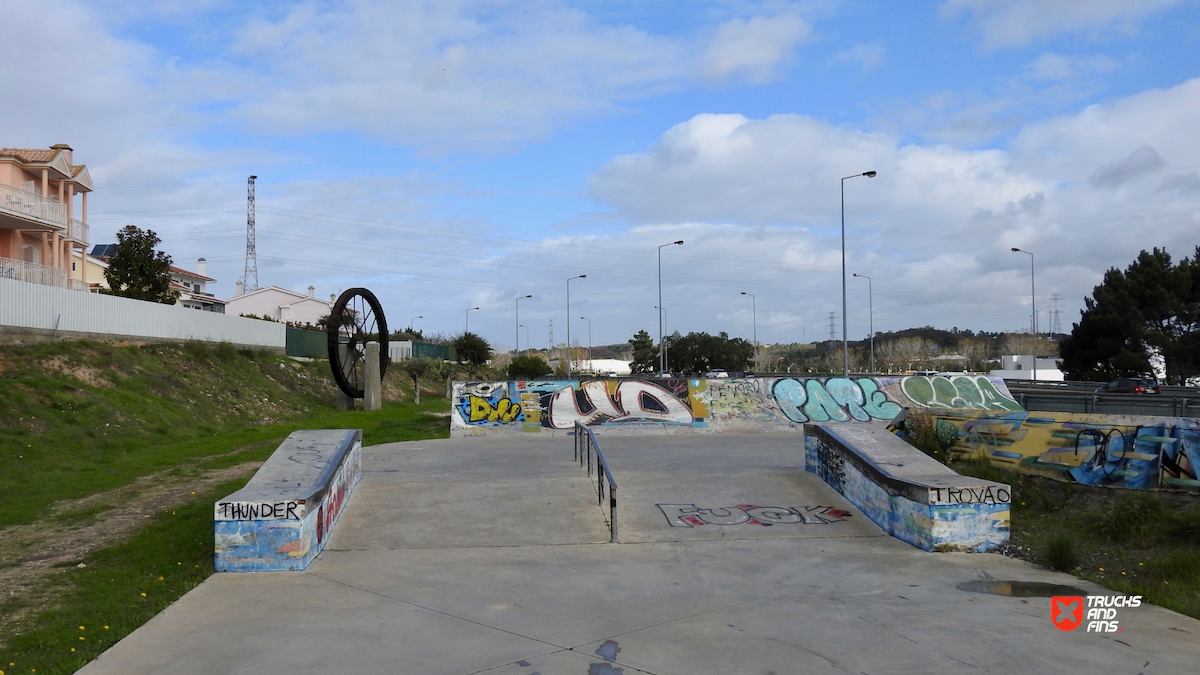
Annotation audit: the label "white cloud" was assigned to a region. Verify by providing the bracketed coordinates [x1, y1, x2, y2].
[587, 78, 1200, 335]
[702, 14, 812, 84]
[940, 0, 1189, 49]
[832, 42, 886, 73]
[1024, 53, 1120, 82]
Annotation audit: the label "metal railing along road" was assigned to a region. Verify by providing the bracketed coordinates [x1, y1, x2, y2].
[574, 421, 618, 543]
[0, 182, 67, 227]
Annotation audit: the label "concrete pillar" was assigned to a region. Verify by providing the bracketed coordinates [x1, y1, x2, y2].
[364, 341, 382, 412]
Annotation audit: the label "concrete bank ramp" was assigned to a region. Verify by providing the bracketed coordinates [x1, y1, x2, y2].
[328, 436, 611, 549]
[595, 434, 883, 543]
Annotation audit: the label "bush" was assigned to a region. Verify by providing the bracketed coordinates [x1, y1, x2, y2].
[902, 410, 951, 464]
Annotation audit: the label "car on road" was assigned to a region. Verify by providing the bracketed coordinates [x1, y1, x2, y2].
[1094, 378, 1161, 394]
[705, 369, 729, 378]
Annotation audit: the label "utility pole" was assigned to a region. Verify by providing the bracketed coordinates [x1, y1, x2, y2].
[828, 312, 836, 342]
[1050, 293, 1062, 337]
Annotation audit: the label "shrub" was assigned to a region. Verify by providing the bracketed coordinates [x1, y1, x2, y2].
[507, 354, 552, 380]
[1089, 492, 1172, 545]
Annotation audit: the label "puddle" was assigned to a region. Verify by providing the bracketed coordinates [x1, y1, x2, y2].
[956, 580, 1087, 597]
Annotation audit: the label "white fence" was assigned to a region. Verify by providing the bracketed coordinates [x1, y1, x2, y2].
[0, 277, 286, 347]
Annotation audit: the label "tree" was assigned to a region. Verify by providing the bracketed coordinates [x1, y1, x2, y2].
[1060, 247, 1200, 384]
[397, 357, 436, 404]
[665, 331, 754, 373]
[628, 330, 656, 373]
[507, 354, 552, 379]
[104, 225, 178, 304]
[451, 331, 493, 377]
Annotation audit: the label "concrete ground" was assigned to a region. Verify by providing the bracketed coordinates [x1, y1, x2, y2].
[80, 434, 1200, 675]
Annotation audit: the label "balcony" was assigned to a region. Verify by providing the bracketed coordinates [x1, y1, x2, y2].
[0, 182, 67, 229]
[0, 256, 87, 291]
[68, 218, 89, 244]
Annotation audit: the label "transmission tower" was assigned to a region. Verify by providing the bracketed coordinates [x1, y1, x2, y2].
[828, 312, 836, 342]
[548, 319, 554, 352]
[243, 175, 259, 292]
[1050, 293, 1062, 336]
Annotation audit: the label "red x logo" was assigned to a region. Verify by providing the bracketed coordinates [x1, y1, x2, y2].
[1052, 596, 1084, 632]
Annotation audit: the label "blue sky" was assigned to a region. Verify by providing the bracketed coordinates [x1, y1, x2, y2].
[7, 0, 1200, 350]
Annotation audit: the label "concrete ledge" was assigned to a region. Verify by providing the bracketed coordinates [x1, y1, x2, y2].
[804, 423, 1010, 552]
[214, 429, 362, 572]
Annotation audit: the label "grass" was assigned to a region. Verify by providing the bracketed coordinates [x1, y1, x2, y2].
[951, 457, 1200, 620]
[1, 476, 245, 675]
[0, 339, 453, 673]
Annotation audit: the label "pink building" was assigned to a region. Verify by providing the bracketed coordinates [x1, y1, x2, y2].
[0, 144, 92, 289]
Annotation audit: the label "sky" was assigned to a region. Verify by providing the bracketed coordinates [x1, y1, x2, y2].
[7, 0, 1200, 351]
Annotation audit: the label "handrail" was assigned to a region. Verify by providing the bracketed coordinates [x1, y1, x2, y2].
[574, 421, 617, 543]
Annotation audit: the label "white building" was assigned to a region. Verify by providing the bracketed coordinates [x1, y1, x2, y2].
[990, 355, 1064, 381]
[224, 285, 332, 327]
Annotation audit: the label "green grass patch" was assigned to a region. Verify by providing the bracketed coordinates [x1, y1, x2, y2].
[0, 340, 450, 528]
[952, 459, 1200, 620]
[1, 475, 248, 675]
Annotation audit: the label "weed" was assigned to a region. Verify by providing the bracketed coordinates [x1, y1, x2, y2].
[1143, 549, 1200, 583]
[902, 410, 951, 464]
[1043, 531, 1078, 572]
[1165, 504, 1200, 546]
[214, 341, 237, 361]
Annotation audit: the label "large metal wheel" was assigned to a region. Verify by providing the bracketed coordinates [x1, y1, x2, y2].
[327, 288, 389, 398]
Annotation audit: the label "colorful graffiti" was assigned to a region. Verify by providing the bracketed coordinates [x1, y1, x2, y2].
[450, 375, 1022, 437]
[931, 410, 1200, 491]
[657, 504, 851, 527]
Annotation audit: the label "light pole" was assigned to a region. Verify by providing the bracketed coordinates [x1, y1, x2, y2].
[580, 316, 592, 370]
[658, 240, 684, 373]
[465, 306, 479, 333]
[853, 273, 873, 373]
[409, 315, 422, 333]
[655, 305, 669, 373]
[741, 292, 756, 369]
[841, 170, 877, 378]
[514, 294, 532, 354]
[519, 325, 529, 354]
[566, 275, 586, 377]
[1011, 248, 1037, 381]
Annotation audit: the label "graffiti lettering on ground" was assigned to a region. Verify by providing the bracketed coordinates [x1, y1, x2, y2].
[656, 504, 852, 527]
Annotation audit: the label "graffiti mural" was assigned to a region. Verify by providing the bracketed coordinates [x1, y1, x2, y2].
[931, 410, 1200, 491]
[450, 375, 1023, 437]
[657, 504, 852, 527]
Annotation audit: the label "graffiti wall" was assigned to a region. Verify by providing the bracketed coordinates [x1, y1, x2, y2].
[450, 374, 1022, 437]
[930, 410, 1200, 491]
[804, 424, 1010, 552]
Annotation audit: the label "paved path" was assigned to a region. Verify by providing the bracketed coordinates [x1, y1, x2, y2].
[80, 434, 1200, 675]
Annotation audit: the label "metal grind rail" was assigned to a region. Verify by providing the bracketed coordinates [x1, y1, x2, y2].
[573, 421, 618, 543]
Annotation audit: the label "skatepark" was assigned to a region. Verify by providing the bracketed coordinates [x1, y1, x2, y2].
[79, 429, 1200, 675]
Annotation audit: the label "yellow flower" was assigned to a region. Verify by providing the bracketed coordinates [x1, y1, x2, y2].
[79, 626, 85, 630]
[1099, 568, 1105, 571]
[1139, 562, 1144, 566]
[1122, 572, 1126, 575]
[140, 592, 146, 597]
[71, 649, 75, 653]
[158, 576, 164, 581]
[103, 626, 109, 630]
[79, 637, 85, 641]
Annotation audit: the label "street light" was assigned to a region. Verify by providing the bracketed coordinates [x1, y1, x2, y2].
[741, 292, 756, 369]
[852, 274, 874, 373]
[580, 316, 592, 370]
[514, 294, 532, 354]
[519, 324, 529, 353]
[658, 240, 684, 373]
[409, 315, 423, 333]
[566, 275, 586, 377]
[1011, 248, 1037, 381]
[841, 170, 877, 378]
[655, 305, 669, 373]
[465, 306, 479, 333]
